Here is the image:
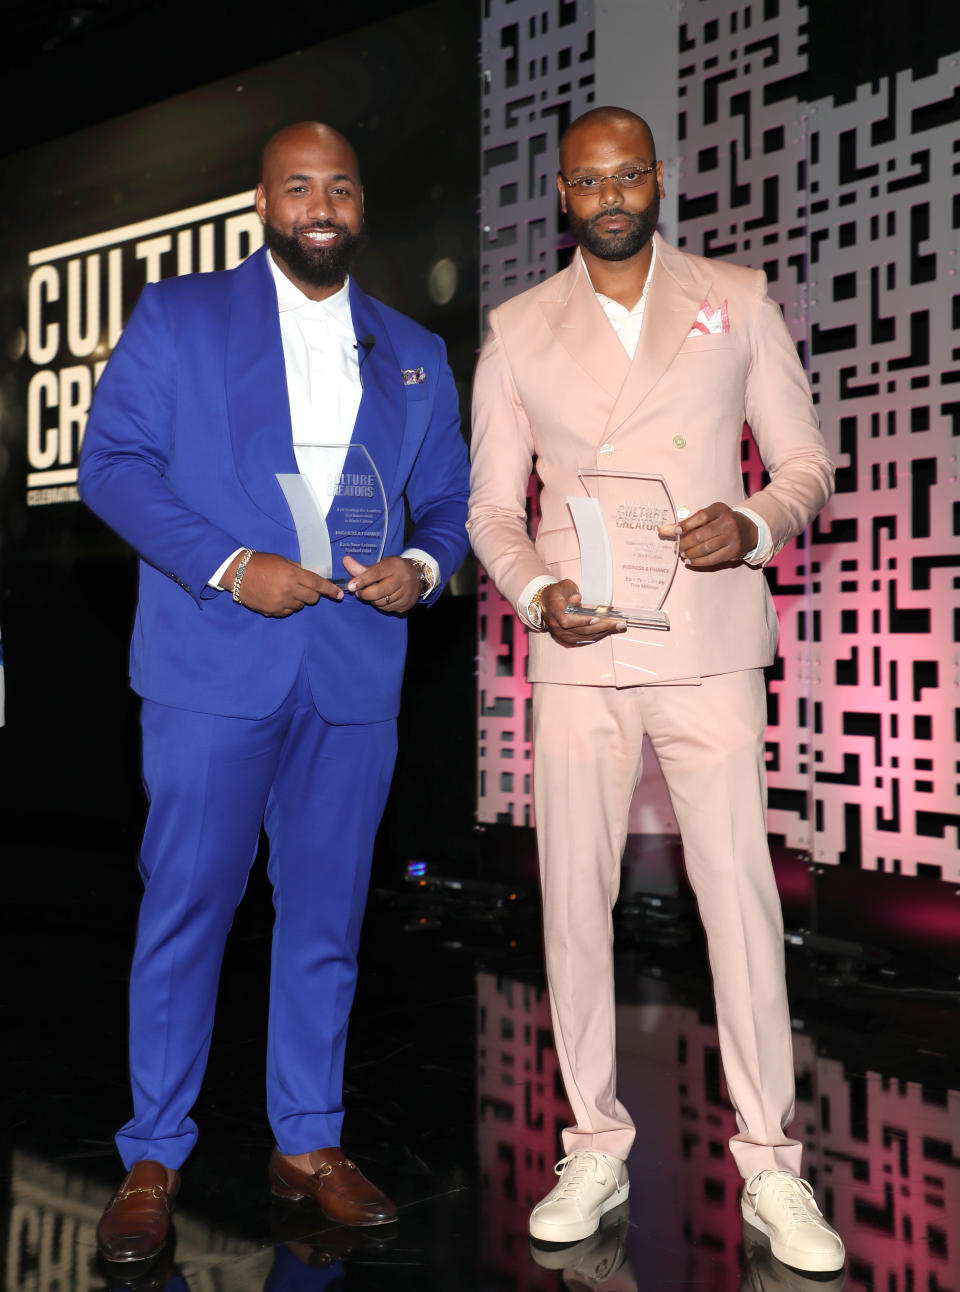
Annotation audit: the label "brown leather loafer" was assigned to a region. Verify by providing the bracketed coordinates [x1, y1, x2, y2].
[268, 1147, 397, 1227]
[97, 1160, 180, 1263]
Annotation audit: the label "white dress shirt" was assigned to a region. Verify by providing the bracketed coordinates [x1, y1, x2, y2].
[212, 253, 438, 593]
[518, 242, 770, 627]
[594, 235, 657, 360]
[273, 253, 362, 504]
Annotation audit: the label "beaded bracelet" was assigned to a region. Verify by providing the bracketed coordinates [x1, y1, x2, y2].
[232, 549, 256, 604]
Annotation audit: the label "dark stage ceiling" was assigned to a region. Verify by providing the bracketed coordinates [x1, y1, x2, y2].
[6, 0, 960, 161]
[0, 0, 454, 158]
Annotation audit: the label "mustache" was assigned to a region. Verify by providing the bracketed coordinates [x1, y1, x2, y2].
[589, 207, 634, 224]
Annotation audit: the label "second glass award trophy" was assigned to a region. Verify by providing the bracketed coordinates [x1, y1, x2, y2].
[277, 444, 388, 585]
[565, 470, 680, 629]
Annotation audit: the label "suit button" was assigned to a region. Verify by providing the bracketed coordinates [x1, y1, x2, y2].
[599, 443, 614, 458]
[673, 435, 687, 449]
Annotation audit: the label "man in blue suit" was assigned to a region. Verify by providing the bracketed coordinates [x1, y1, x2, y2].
[80, 122, 470, 1264]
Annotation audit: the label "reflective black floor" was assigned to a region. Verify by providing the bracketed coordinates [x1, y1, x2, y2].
[6, 823, 960, 1292]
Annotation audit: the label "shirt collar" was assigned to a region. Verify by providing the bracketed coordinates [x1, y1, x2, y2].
[587, 235, 658, 317]
[267, 250, 353, 330]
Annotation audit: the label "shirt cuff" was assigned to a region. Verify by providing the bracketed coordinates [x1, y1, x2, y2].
[210, 548, 245, 590]
[401, 547, 439, 599]
[734, 507, 773, 566]
[517, 574, 559, 629]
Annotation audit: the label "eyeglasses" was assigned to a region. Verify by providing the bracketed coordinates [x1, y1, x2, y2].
[559, 164, 658, 196]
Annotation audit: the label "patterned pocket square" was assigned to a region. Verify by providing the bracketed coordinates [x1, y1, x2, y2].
[402, 367, 426, 385]
[686, 298, 730, 338]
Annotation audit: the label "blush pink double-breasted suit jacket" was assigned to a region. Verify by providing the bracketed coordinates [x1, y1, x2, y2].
[468, 234, 834, 681]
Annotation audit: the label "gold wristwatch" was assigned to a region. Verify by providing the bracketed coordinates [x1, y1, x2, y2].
[405, 558, 435, 599]
[528, 584, 550, 628]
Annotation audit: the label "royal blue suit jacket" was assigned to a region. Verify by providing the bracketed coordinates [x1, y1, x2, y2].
[79, 247, 470, 724]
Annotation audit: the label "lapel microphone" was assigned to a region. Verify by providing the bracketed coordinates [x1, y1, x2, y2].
[355, 333, 375, 387]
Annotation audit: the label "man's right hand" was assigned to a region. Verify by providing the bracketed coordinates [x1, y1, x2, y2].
[540, 580, 626, 647]
[221, 552, 344, 617]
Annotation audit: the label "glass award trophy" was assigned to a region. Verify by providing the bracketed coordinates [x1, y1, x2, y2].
[277, 443, 388, 585]
[565, 470, 680, 629]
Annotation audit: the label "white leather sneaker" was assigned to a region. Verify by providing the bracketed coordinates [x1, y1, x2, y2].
[741, 1170, 845, 1274]
[529, 1152, 629, 1243]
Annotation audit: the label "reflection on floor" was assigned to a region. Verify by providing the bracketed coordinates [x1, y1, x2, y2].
[6, 831, 960, 1291]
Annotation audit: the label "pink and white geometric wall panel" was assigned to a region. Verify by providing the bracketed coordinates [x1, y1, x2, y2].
[477, 0, 960, 876]
[806, 53, 960, 877]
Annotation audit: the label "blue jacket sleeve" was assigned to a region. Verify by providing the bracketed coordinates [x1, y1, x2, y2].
[78, 284, 242, 604]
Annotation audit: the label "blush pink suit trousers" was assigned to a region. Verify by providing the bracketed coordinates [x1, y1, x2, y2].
[532, 671, 803, 1179]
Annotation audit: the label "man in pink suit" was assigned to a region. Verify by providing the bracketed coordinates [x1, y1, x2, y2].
[468, 108, 843, 1275]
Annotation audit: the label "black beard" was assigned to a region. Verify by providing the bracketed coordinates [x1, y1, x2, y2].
[263, 218, 367, 287]
[567, 200, 659, 262]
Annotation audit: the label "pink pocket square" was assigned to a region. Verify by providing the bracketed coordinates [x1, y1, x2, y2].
[686, 299, 730, 338]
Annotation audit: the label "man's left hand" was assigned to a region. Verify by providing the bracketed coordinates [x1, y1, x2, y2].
[343, 554, 422, 613]
[659, 503, 757, 568]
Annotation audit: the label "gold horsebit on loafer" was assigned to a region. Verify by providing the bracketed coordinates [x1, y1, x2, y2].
[113, 1184, 170, 1204]
[315, 1158, 358, 1178]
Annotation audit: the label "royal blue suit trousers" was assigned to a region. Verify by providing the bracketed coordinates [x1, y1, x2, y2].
[115, 667, 397, 1169]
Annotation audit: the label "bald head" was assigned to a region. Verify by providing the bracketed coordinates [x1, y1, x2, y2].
[559, 107, 656, 174]
[260, 121, 360, 186]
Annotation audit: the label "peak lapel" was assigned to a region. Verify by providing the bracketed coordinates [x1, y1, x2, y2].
[539, 253, 631, 401]
[225, 248, 298, 528]
[603, 238, 713, 440]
